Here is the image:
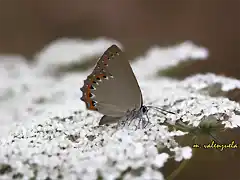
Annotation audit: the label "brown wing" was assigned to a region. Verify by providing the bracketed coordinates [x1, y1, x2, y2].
[80, 45, 143, 117]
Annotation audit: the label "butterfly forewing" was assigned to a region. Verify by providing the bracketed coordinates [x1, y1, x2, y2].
[80, 45, 143, 117]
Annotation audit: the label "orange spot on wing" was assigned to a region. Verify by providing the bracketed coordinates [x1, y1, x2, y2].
[85, 84, 97, 110]
[84, 74, 105, 111]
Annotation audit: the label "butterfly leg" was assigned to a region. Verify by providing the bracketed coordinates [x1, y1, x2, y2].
[117, 117, 126, 129]
[136, 118, 141, 129]
[136, 117, 145, 129]
[143, 113, 150, 128]
[128, 116, 135, 127]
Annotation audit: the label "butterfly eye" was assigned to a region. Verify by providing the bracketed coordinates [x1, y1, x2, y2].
[142, 106, 148, 113]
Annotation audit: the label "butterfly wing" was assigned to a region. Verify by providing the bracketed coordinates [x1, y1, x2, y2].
[80, 45, 143, 117]
[98, 115, 121, 125]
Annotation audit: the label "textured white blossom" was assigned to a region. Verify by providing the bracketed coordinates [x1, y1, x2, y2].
[132, 40, 208, 79]
[172, 146, 192, 161]
[183, 73, 240, 91]
[154, 153, 169, 168]
[0, 39, 239, 180]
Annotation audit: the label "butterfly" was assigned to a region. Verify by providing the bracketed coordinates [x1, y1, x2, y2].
[80, 45, 172, 127]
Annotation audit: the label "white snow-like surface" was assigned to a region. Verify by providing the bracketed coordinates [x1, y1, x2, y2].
[0, 38, 240, 180]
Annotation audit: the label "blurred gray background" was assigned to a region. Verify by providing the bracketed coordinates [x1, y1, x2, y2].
[0, 0, 239, 78]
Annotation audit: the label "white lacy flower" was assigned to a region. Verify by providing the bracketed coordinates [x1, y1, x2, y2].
[154, 153, 169, 168]
[0, 39, 239, 180]
[173, 146, 192, 162]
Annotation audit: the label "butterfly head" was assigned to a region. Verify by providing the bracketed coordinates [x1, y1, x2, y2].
[140, 105, 149, 115]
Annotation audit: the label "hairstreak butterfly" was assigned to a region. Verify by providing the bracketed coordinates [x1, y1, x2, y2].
[80, 45, 172, 127]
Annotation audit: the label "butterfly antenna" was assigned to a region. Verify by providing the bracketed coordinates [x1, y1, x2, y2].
[147, 105, 176, 115]
[208, 132, 222, 144]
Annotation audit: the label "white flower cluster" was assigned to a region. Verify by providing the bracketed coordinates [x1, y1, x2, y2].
[0, 113, 184, 180]
[0, 39, 239, 179]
